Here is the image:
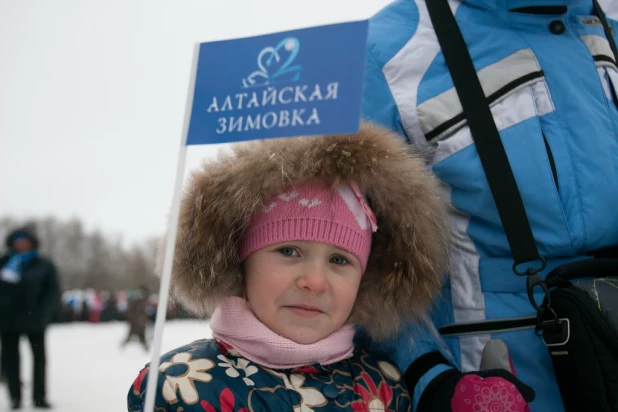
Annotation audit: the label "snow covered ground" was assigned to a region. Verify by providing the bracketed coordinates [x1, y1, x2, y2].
[0, 319, 213, 411]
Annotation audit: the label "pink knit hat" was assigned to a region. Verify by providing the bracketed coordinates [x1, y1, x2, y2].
[239, 181, 378, 271]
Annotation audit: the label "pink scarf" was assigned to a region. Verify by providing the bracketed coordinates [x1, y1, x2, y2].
[210, 297, 355, 369]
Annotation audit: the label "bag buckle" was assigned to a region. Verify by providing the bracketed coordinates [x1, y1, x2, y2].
[526, 271, 550, 312]
[541, 318, 570, 347]
[513, 257, 546, 277]
[512, 258, 548, 311]
[517, 260, 564, 341]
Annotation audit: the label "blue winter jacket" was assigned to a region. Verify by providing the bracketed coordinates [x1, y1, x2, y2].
[361, 0, 618, 410]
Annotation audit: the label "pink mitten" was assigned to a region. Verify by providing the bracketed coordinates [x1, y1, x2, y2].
[451, 374, 531, 412]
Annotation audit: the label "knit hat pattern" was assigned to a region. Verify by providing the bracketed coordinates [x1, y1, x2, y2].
[239, 181, 376, 271]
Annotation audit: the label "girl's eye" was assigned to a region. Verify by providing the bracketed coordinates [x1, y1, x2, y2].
[279, 247, 298, 257]
[330, 255, 349, 265]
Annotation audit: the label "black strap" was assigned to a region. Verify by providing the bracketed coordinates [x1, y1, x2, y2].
[426, 0, 617, 271]
[545, 258, 618, 287]
[426, 0, 543, 272]
[403, 351, 452, 393]
[427, 0, 618, 324]
[593, 0, 618, 63]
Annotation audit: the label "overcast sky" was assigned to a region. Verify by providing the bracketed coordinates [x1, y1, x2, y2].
[0, 0, 392, 246]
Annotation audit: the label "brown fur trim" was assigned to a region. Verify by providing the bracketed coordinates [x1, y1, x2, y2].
[163, 122, 450, 341]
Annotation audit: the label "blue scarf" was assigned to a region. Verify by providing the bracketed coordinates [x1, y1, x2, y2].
[1, 250, 38, 284]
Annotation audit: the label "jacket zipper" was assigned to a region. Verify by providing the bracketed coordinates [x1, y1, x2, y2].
[608, 71, 618, 109]
[439, 316, 537, 336]
[542, 131, 559, 192]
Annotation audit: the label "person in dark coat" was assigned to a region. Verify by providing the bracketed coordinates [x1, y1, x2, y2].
[122, 286, 150, 352]
[0, 228, 60, 410]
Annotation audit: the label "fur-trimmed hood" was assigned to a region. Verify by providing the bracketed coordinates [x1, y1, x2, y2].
[167, 122, 450, 340]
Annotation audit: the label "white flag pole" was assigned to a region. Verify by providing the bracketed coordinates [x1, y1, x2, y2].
[143, 42, 201, 412]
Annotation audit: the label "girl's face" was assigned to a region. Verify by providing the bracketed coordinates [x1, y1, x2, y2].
[243, 240, 363, 344]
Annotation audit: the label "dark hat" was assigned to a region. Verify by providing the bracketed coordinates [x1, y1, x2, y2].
[5, 227, 40, 250]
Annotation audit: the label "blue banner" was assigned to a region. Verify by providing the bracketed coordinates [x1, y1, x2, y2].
[186, 20, 368, 145]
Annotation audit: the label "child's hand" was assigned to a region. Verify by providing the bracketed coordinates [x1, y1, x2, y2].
[417, 339, 535, 411]
[450, 369, 534, 412]
[451, 338, 534, 411]
[418, 368, 535, 411]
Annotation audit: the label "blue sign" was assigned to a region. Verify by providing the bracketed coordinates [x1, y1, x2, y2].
[186, 20, 368, 145]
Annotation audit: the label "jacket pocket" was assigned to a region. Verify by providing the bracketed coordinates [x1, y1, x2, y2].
[542, 131, 559, 193]
[414, 49, 574, 252]
[418, 48, 551, 146]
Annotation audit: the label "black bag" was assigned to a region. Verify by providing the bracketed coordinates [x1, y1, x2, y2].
[540, 259, 618, 411]
[426, 0, 618, 410]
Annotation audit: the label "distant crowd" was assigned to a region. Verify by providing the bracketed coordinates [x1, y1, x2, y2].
[57, 288, 197, 324]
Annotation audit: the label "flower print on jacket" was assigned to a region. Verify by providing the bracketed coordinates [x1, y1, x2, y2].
[217, 354, 258, 386]
[128, 340, 412, 411]
[351, 371, 393, 411]
[159, 353, 215, 405]
[268, 369, 328, 412]
[201, 388, 248, 412]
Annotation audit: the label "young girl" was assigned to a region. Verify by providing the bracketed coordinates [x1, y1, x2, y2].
[127, 123, 450, 411]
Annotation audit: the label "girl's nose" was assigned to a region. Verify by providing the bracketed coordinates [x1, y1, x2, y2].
[296, 262, 329, 293]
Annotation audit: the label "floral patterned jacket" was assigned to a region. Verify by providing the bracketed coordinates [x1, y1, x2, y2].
[128, 339, 411, 411]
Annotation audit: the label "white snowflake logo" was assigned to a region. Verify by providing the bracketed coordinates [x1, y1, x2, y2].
[284, 38, 298, 51]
